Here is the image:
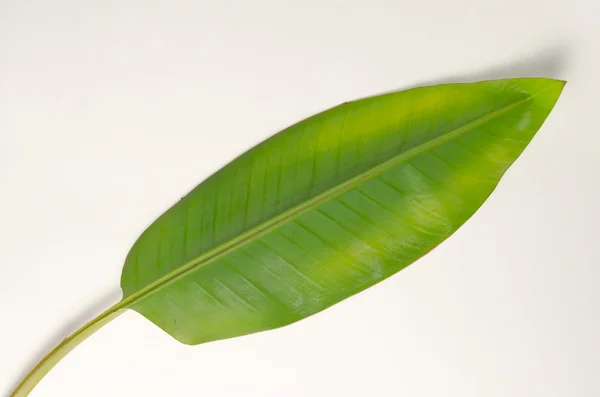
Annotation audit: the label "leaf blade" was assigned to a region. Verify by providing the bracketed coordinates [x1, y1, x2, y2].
[120, 78, 564, 345]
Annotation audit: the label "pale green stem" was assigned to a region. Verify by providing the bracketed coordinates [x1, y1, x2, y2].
[9, 304, 127, 397]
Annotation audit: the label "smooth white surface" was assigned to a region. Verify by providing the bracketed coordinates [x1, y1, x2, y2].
[0, 1, 598, 396]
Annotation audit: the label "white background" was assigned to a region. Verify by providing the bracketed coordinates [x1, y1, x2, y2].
[1, 1, 598, 396]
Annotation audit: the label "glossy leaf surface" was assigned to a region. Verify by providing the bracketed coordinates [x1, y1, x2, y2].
[119, 78, 564, 345]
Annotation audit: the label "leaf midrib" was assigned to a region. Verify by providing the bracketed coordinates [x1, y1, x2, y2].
[120, 88, 541, 309]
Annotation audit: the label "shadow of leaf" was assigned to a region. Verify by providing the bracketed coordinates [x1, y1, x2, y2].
[374, 45, 571, 98]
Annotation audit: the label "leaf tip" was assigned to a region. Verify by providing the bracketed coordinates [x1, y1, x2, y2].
[556, 79, 567, 88]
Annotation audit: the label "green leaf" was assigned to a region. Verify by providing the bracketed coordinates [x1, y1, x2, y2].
[10, 78, 565, 396]
[119, 77, 564, 344]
